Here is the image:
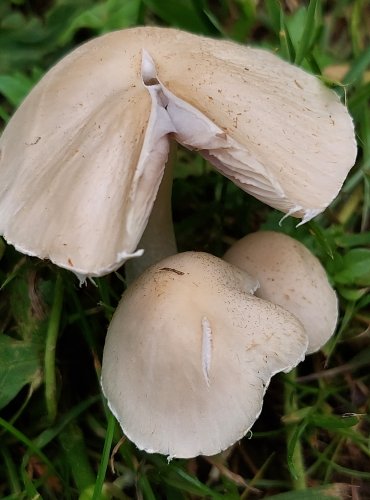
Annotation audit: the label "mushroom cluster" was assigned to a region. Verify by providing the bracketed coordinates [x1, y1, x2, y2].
[101, 232, 338, 458]
[0, 27, 357, 458]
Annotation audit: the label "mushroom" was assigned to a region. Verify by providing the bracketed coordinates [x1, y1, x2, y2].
[0, 27, 356, 280]
[101, 251, 308, 458]
[224, 231, 338, 353]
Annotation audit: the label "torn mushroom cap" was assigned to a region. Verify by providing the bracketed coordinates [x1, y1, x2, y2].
[101, 251, 308, 458]
[224, 231, 338, 353]
[0, 27, 356, 278]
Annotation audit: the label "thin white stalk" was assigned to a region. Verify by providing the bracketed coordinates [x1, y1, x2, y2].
[125, 142, 177, 284]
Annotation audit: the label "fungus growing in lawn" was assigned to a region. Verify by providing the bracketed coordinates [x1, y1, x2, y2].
[101, 251, 308, 458]
[224, 231, 338, 353]
[0, 27, 356, 280]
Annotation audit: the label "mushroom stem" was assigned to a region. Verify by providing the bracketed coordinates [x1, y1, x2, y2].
[125, 141, 178, 283]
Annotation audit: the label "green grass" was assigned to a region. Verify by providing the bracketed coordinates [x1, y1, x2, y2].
[1, 0, 370, 498]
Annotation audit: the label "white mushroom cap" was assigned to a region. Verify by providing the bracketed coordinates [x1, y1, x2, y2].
[101, 251, 308, 458]
[0, 27, 356, 277]
[224, 231, 338, 353]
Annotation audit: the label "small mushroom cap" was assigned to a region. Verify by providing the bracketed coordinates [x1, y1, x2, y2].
[101, 252, 308, 458]
[224, 231, 338, 353]
[0, 27, 356, 277]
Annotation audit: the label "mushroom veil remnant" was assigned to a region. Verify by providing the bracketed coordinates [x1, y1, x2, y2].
[224, 231, 338, 353]
[101, 252, 308, 458]
[0, 27, 356, 279]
